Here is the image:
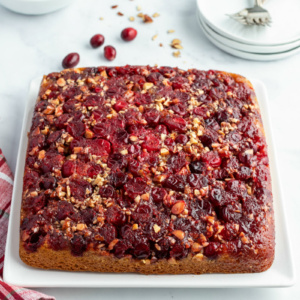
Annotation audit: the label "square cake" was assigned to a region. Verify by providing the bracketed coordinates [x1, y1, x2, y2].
[20, 66, 274, 274]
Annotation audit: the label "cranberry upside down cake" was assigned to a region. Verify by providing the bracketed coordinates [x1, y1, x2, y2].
[20, 66, 274, 274]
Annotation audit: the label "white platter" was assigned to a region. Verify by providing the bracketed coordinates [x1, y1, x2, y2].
[197, 0, 300, 46]
[197, 13, 300, 61]
[3, 77, 295, 288]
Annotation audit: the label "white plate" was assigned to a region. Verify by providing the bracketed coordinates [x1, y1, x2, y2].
[3, 77, 295, 288]
[197, 0, 300, 46]
[197, 13, 300, 61]
[201, 17, 300, 54]
[0, 0, 75, 15]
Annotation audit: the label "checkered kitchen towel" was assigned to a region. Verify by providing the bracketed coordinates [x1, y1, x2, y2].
[0, 149, 54, 300]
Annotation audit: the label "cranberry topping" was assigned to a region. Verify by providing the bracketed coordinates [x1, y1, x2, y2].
[22, 66, 272, 262]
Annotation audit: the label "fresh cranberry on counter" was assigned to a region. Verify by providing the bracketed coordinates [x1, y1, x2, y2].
[121, 27, 137, 41]
[90, 34, 105, 48]
[62, 53, 80, 69]
[104, 46, 117, 61]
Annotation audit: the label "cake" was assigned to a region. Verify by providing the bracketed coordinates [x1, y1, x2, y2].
[20, 66, 275, 274]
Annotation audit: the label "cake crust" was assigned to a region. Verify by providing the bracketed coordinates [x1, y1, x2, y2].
[20, 66, 275, 274]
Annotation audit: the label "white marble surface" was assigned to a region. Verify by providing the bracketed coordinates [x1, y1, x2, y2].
[0, 0, 299, 299]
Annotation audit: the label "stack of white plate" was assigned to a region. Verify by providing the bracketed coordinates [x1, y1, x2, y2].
[197, 0, 300, 61]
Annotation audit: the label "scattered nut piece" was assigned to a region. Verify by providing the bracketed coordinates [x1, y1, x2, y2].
[167, 29, 175, 33]
[143, 82, 153, 90]
[143, 14, 153, 23]
[159, 43, 163, 47]
[152, 34, 158, 41]
[129, 16, 135, 21]
[172, 51, 181, 57]
[76, 223, 86, 231]
[136, 5, 141, 11]
[117, 12, 124, 16]
[57, 78, 66, 87]
[111, 5, 118, 9]
[120, 149, 128, 155]
[152, 12, 160, 18]
[132, 224, 139, 230]
[137, 12, 144, 18]
[160, 148, 169, 156]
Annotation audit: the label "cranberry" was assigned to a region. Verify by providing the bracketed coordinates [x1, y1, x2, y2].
[124, 177, 149, 198]
[121, 27, 137, 41]
[194, 106, 209, 119]
[99, 185, 115, 198]
[189, 161, 206, 174]
[163, 175, 185, 192]
[62, 53, 80, 69]
[56, 201, 79, 221]
[132, 204, 152, 224]
[62, 160, 75, 177]
[144, 109, 160, 126]
[187, 174, 208, 188]
[163, 116, 186, 133]
[134, 242, 150, 259]
[110, 171, 128, 188]
[204, 242, 220, 259]
[81, 208, 96, 225]
[170, 243, 188, 259]
[142, 134, 161, 151]
[155, 125, 168, 135]
[209, 187, 226, 206]
[105, 206, 126, 226]
[40, 174, 56, 190]
[71, 235, 87, 256]
[202, 151, 221, 168]
[167, 154, 186, 173]
[90, 34, 105, 48]
[104, 46, 117, 61]
[67, 121, 86, 138]
[113, 100, 128, 112]
[49, 231, 68, 251]
[100, 224, 117, 243]
[151, 187, 167, 203]
[175, 134, 188, 145]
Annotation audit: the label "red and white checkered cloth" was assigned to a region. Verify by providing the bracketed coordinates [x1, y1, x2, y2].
[0, 149, 54, 300]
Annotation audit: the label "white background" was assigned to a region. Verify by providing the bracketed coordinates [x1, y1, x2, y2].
[0, 0, 299, 299]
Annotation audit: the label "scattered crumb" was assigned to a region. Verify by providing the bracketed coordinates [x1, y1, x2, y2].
[137, 5, 141, 11]
[152, 34, 158, 41]
[143, 14, 153, 23]
[159, 43, 163, 47]
[100, 17, 104, 20]
[111, 5, 118, 9]
[137, 12, 144, 18]
[167, 29, 175, 33]
[117, 12, 124, 16]
[173, 51, 181, 57]
[171, 38, 183, 49]
[129, 16, 135, 21]
[152, 13, 160, 18]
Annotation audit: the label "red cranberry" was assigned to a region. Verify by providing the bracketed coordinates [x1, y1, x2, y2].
[175, 134, 188, 145]
[121, 27, 137, 41]
[90, 34, 105, 48]
[62, 52, 80, 69]
[151, 187, 167, 203]
[71, 235, 87, 256]
[104, 46, 117, 61]
[163, 175, 185, 192]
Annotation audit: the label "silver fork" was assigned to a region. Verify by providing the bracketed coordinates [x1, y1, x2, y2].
[227, 0, 272, 26]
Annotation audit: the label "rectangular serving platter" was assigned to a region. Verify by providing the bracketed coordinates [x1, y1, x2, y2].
[3, 77, 295, 288]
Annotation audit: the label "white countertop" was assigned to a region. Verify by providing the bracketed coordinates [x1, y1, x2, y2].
[0, 0, 299, 299]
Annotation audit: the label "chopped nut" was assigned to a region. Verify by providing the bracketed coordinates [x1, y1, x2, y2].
[111, 5, 118, 9]
[141, 193, 150, 201]
[172, 44, 183, 49]
[172, 230, 185, 240]
[167, 29, 175, 33]
[136, 5, 141, 11]
[129, 16, 135, 21]
[153, 224, 161, 233]
[132, 223, 139, 230]
[57, 78, 66, 87]
[143, 82, 154, 90]
[129, 135, 138, 142]
[108, 239, 119, 250]
[160, 148, 169, 156]
[171, 201, 185, 215]
[38, 150, 46, 160]
[191, 242, 202, 253]
[152, 34, 158, 41]
[85, 128, 94, 139]
[137, 12, 144, 18]
[143, 14, 153, 23]
[134, 195, 141, 203]
[193, 253, 204, 261]
[172, 51, 181, 57]
[76, 223, 86, 231]
[152, 12, 160, 18]
[120, 149, 128, 155]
